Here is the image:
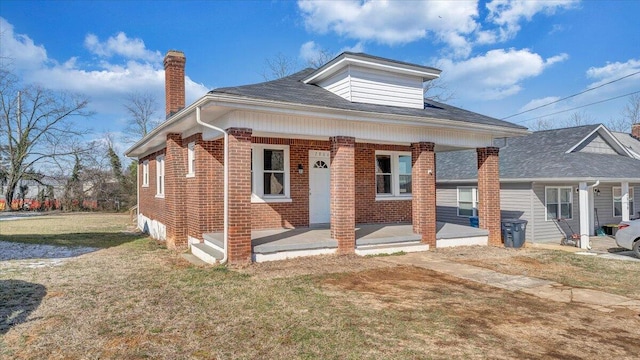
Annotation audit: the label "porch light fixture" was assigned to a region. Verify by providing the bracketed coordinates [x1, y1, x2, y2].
[298, 164, 304, 174]
[594, 188, 601, 196]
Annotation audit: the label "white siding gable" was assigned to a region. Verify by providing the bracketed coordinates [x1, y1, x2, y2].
[575, 133, 619, 155]
[318, 65, 426, 109]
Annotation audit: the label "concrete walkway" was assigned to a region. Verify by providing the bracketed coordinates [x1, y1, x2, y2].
[380, 252, 640, 314]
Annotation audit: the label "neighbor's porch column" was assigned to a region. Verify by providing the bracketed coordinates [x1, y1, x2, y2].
[621, 182, 630, 222]
[411, 142, 436, 247]
[165, 133, 188, 250]
[227, 127, 253, 264]
[477, 147, 501, 246]
[330, 136, 356, 254]
[578, 182, 590, 249]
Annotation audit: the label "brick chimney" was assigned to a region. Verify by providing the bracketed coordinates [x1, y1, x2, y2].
[164, 50, 186, 118]
[632, 123, 640, 140]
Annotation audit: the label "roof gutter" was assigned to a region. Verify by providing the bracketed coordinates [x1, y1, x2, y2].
[196, 106, 229, 265]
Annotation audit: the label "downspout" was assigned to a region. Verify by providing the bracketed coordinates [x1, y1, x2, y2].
[196, 106, 229, 264]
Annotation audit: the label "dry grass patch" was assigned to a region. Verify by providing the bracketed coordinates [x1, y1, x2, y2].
[434, 246, 640, 299]
[0, 213, 143, 248]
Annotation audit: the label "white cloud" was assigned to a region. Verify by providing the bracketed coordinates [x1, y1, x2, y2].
[439, 49, 568, 100]
[485, 0, 579, 42]
[0, 17, 48, 70]
[298, 0, 479, 58]
[299, 41, 324, 64]
[519, 96, 561, 113]
[341, 41, 365, 53]
[586, 59, 640, 88]
[0, 17, 208, 123]
[84, 32, 162, 62]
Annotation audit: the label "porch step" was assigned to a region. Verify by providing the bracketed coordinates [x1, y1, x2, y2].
[355, 241, 429, 256]
[191, 242, 223, 265]
[203, 233, 224, 251]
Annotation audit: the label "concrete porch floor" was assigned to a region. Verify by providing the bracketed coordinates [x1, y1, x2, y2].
[204, 222, 489, 255]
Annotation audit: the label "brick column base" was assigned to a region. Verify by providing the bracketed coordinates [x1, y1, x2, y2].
[411, 142, 436, 246]
[477, 147, 501, 246]
[227, 128, 253, 264]
[330, 136, 356, 254]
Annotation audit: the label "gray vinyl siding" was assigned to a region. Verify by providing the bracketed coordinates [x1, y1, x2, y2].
[436, 183, 471, 226]
[595, 183, 640, 226]
[531, 182, 580, 243]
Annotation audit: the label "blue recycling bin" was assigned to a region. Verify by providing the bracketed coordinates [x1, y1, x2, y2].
[501, 219, 528, 248]
[469, 216, 479, 228]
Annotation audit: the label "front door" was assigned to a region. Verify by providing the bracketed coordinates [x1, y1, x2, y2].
[309, 150, 330, 224]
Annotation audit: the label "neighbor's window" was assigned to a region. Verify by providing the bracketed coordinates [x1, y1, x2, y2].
[457, 187, 478, 217]
[375, 151, 412, 198]
[251, 144, 290, 201]
[187, 142, 196, 177]
[545, 187, 572, 220]
[142, 160, 149, 187]
[156, 155, 165, 197]
[613, 186, 634, 217]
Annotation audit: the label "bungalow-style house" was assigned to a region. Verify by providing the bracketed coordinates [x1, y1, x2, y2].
[125, 50, 528, 264]
[436, 124, 640, 249]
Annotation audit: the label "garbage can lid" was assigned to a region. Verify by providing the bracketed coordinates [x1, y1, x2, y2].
[501, 218, 528, 224]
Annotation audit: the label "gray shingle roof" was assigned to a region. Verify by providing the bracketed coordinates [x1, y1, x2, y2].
[210, 69, 526, 130]
[436, 124, 640, 181]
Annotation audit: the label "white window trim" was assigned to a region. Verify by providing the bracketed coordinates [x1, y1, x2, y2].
[375, 150, 412, 200]
[457, 186, 478, 218]
[186, 142, 195, 178]
[544, 186, 573, 221]
[251, 144, 291, 203]
[142, 160, 149, 187]
[612, 186, 634, 217]
[156, 155, 165, 198]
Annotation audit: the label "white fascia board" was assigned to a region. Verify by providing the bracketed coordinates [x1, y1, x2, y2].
[205, 94, 530, 137]
[303, 55, 441, 84]
[565, 124, 634, 157]
[126, 93, 529, 158]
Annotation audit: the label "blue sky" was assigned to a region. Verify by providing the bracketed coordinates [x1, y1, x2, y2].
[1, 0, 639, 153]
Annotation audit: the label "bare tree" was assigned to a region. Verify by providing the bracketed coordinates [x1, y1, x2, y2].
[564, 111, 595, 128]
[423, 77, 455, 103]
[261, 53, 299, 81]
[305, 49, 335, 69]
[123, 92, 160, 142]
[529, 118, 555, 131]
[0, 71, 92, 209]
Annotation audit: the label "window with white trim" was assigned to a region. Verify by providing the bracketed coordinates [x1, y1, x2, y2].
[457, 187, 478, 217]
[613, 186, 634, 217]
[375, 151, 412, 198]
[545, 187, 572, 220]
[187, 142, 195, 177]
[251, 144, 290, 201]
[142, 160, 149, 187]
[156, 155, 165, 197]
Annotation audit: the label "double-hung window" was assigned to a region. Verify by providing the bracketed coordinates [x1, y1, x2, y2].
[142, 160, 149, 187]
[187, 142, 195, 177]
[156, 155, 165, 197]
[251, 144, 290, 202]
[375, 151, 412, 199]
[613, 186, 634, 217]
[545, 187, 572, 220]
[457, 187, 478, 217]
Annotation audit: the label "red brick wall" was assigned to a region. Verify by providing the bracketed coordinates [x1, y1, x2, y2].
[355, 143, 412, 223]
[411, 142, 436, 246]
[251, 137, 330, 230]
[477, 147, 501, 246]
[632, 123, 640, 140]
[139, 149, 167, 228]
[163, 51, 185, 118]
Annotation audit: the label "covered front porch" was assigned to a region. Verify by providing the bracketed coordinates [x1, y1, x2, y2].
[196, 222, 488, 263]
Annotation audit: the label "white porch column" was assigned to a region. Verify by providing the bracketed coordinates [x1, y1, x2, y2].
[621, 182, 630, 222]
[578, 182, 590, 249]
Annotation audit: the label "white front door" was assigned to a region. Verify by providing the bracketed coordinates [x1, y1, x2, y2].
[309, 150, 330, 224]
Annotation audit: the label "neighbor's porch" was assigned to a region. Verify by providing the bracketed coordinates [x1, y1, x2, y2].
[200, 222, 488, 263]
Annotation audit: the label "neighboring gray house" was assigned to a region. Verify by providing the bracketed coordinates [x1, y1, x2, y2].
[436, 124, 640, 248]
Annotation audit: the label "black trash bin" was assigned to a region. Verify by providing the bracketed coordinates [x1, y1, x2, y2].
[501, 219, 528, 248]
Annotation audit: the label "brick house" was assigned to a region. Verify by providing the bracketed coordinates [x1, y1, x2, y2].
[125, 51, 528, 264]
